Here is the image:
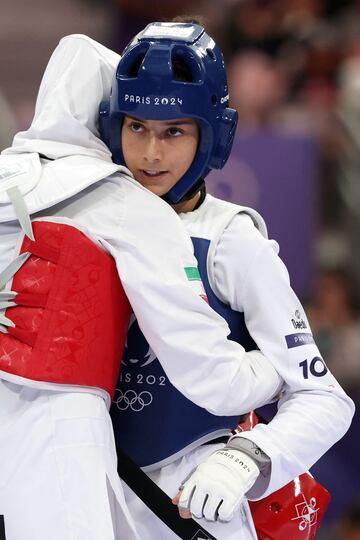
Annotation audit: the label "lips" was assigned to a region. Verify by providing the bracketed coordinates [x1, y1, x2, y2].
[141, 170, 167, 178]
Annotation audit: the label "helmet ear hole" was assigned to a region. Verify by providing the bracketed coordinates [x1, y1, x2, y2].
[211, 95, 218, 106]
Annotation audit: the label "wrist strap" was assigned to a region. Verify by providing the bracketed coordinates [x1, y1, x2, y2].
[227, 437, 271, 475]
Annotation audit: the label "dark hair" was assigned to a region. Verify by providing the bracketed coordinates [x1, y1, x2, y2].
[171, 15, 205, 26]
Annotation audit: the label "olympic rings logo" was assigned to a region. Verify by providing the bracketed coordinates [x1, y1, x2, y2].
[113, 389, 153, 412]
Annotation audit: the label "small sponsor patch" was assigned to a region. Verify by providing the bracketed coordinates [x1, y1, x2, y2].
[184, 267, 202, 281]
[0, 162, 28, 182]
[291, 309, 308, 329]
[285, 333, 315, 349]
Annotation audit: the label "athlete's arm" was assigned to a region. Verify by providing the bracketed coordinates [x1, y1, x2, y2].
[213, 213, 354, 498]
[102, 177, 283, 416]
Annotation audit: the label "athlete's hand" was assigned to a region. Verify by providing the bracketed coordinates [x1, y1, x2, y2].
[172, 448, 260, 522]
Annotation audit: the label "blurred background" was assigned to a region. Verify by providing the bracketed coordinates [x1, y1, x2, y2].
[1, 0, 359, 537]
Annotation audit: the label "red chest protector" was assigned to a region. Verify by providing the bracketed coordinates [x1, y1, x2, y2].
[0, 220, 131, 402]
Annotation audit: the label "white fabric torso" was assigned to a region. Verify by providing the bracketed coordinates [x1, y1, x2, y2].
[180, 193, 268, 304]
[181, 194, 354, 499]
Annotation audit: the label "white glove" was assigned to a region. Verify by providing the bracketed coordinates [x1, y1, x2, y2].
[178, 447, 260, 522]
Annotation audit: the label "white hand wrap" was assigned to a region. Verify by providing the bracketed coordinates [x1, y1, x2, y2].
[178, 448, 260, 522]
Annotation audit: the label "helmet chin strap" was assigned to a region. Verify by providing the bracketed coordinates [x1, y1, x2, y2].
[161, 178, 205, 205]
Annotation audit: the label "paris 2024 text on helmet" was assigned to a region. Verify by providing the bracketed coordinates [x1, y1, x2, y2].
[99, 21, 238, 203]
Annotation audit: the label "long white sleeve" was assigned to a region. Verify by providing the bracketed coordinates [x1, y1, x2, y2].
[0, 33, 281, 421]
[104, 178, 283, 416]
[35, 174, 281, 416]
[212, 212, 355, 498]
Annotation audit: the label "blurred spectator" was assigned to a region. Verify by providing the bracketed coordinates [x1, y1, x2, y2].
[225, 0, 343, 129]
[226, 36, 339, 138]
[228, 51, 287, 127]
[317, 500, 360, 540]
[335, 51, 360, 296]
[336, 501, 360, 540]
[225, 0, 289, 58]
[108, 0, 229, 51]
[306, 268, 360, 397]
[282, 0, 340, 76]
[326, 501, 360, 540]
[224, 0, 342, 87]
[336, 0, 360, 54]
[0, 90, 17, 151]
[111, 0, 204, 19]
[225, 3, 349, 299]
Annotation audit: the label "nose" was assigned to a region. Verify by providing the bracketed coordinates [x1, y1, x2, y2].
[144, 133, 162, 163]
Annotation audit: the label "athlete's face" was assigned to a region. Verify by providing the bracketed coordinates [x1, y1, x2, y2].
[121, 115, 199, 197]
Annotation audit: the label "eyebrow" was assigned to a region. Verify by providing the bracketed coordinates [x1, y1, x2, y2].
[126, 115, 195, 126]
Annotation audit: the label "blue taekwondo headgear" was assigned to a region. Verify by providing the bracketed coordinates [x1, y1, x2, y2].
[99, 21, 238, 203]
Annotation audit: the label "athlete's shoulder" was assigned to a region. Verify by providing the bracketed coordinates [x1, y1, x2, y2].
[180, 193, 264, 240]
[212, 197, 280, 271]
[206, 194, 268, 240]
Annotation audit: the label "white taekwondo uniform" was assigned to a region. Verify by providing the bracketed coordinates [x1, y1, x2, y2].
[0, 35, 285, 540]
[119, 194, 355, 539]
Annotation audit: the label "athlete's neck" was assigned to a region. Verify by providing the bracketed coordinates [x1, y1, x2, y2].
[172, 192, 201, 214]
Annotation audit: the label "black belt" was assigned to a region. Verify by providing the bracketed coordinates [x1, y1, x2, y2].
[117, 446, 217, 540]
[0, 516, 6, 540]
